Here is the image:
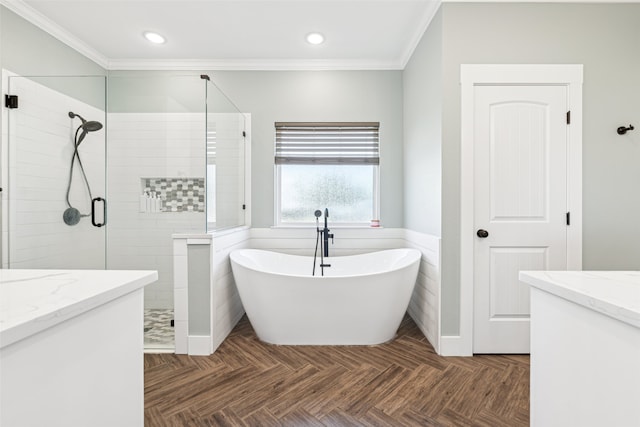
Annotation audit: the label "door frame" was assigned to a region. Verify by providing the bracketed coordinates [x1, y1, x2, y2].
[458, 64, 583, 356]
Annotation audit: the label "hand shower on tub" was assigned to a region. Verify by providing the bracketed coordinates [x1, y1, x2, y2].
[312, 208, 334, 276]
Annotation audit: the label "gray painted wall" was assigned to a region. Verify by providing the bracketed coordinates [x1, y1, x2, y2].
[1, 6, 104, 76]
[188, 244, 211, 336]
[402, 8, 450, 329]
[108, 70, 405, 228]
[0, 6, 106, 108]
[403, 9, 442, 237]
[107, 72, 207, 113]
[404, 3, 640, 335]
[201, 70, 405, 228]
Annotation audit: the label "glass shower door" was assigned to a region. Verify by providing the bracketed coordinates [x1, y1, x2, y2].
[3, 74, 107, 269]
[107, 74, 208, 351]
[205, 78, 247, 231]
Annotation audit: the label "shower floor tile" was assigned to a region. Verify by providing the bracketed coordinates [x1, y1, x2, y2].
[144, 309, 174, 352]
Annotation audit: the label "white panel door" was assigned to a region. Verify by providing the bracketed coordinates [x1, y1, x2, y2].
[473, 85, 568, 354]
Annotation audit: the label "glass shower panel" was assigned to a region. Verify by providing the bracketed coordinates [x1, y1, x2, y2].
[106, 74, 207, 351]
[4, 75, 106, 269]
[205, 79, 246, 231]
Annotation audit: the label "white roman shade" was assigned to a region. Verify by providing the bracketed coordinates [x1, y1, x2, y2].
[275, 122, 380, 165]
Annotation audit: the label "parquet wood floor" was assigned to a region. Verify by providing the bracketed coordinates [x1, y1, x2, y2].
[145, 315, 529, 426]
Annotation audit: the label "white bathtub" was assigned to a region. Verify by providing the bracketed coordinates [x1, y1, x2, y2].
[229, 248, 421, 345]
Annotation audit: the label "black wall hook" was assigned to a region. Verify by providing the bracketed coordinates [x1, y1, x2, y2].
[617, 124, 634, 135]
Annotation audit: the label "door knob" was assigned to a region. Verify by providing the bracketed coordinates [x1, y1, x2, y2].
[476, 229, 489, 238]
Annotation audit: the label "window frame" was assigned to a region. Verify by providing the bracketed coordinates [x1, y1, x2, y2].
[274, 121, 381, 227]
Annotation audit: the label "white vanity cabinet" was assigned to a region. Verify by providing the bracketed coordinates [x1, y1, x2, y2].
[0, 269, 157, 427]
[520, 271, 640, 427]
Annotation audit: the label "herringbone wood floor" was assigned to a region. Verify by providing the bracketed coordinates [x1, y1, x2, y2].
[145, 315, 529, 426]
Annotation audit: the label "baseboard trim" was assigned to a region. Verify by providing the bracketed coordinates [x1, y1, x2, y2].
[439, 335, 473, 357]
[188, 335, 213, 356]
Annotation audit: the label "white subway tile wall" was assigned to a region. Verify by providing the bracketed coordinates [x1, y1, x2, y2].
[404, 230, 441, 353]
[4, 76, 105, 269]
[107, 113, 206, 309]
[210, 229, 250, 352]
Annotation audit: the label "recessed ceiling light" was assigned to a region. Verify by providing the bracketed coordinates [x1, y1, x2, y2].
[143, 31, 166, 44]
[306, 33, 324, 45]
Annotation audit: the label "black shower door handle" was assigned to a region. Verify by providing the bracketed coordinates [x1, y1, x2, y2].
[91, 197, 106, 227]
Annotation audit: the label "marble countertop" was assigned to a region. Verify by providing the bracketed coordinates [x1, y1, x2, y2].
[520, 271, 640, 329]
[0, 269, 157, 349]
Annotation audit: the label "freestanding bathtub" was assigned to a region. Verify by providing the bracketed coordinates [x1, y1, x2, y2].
[229, 248, 421, 345]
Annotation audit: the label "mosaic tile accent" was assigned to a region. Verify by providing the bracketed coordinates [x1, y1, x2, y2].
[142, 177, 205, 212]
[144, 308, 174, 350]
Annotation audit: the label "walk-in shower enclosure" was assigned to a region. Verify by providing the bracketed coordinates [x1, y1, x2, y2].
[2, 71, 247, 350]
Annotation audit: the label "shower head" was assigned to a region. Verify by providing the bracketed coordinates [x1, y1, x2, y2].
[82, 121, 103, 132]
[76, 124, 103, 146]
[69, 111, 103, 131]
[70, 111, 103, 145]
[314, 210, 322, 218]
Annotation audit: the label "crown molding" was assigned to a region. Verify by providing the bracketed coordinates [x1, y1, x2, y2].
[1, 0, 409, 71]
[107, 58, 404, 71]
[0, 0, 441, 71]
[399, 0, 441, 69]
[3, 0, 637, 72]
[1, 0, 109, 69]
[442, 0, 640, 2]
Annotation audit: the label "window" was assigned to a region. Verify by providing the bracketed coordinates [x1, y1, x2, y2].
[275, 122, 379, 225]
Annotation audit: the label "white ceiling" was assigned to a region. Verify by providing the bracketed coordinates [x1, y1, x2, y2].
[4, 0, 442, 70]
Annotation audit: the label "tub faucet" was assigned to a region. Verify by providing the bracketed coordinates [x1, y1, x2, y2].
[322, 208, 334, 258]
[312, 208, 334, 276]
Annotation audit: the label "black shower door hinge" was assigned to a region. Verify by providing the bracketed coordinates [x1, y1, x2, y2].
[242, 204, 246, 210]
[566, 111, 571, 125]
[566, 212, 571, 226]
[242, 131, 246, 137]
[5, 95, 18, 109]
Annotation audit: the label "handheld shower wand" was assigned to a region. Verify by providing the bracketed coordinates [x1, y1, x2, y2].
[322, 208, 333, 258]
[63, 111, 103, 226]
[312, 210, 322, 276]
